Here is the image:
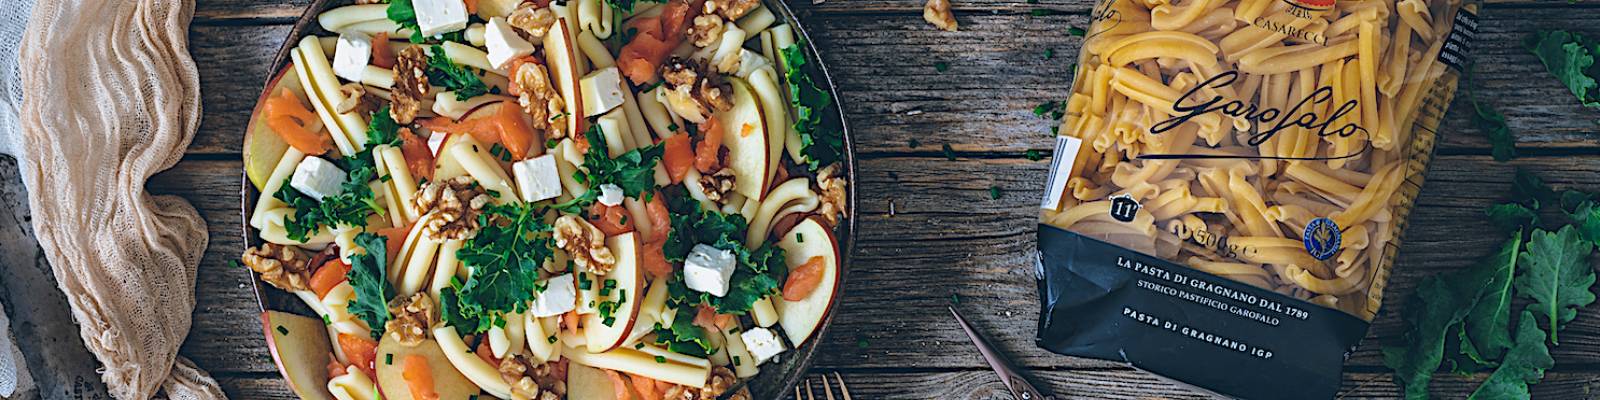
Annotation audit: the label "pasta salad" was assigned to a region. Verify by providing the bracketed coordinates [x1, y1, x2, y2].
[239, 0, 849, 398]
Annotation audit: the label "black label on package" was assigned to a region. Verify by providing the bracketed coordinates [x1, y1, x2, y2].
[1034, 225, 1369, 400]
[1438, 9, 1478, 72]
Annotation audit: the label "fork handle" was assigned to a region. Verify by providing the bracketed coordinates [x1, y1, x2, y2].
[1006, 374, 1054, 400]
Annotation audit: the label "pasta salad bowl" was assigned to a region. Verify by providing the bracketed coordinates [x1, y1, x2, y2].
[238, 0, 854, 398]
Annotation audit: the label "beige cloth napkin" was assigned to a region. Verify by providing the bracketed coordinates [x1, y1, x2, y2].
[17, 0, 225, 398]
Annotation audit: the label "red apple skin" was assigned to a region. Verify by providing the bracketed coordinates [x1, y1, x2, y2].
[588, 234, 646, 353]
[261, 310, 335, 400]
[776, 215, 844, 346]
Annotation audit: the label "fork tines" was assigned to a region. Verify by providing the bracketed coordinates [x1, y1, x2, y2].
[795, 372, 853, 400]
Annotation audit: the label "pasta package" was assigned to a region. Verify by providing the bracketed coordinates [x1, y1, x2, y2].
[1033, 0, 1479, 398]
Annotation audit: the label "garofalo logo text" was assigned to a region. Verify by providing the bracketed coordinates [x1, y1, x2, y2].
[1141, 71, 1369, 161]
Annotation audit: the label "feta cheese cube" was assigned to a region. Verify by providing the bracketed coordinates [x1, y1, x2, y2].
[413, 0, 469, 38]
[290, 157, 348, 201]
[531, 274, 578, 317]
[598, 184, 624, 206]
[580, 67, 626, 117]
[484, 17, 535, 70]
[332, 33, 372, 83]
[740, 327, 786, 365]
[684, 244, 736, 297]
[513, 155, 563, 203]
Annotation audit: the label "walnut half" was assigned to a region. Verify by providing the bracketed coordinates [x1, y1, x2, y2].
[242, 243, 312, 292]
[662, 366, 749, 400]
[659, 58, 733, 123]
[499, 355, 566, 400]
[391, 45, 432, 124]
[513, 61, 566, 138]
[384, 293, 436, 347]
[924, 0, 958, 32]
[554, 215, 617, 275]
[688, 15, 726, 48]
[704, 0, 759, 20]
[411, 176, 494, 241]
[508, 3, 557, 40]
[700, 168, 736, 203]
[816, 163, 848, 226]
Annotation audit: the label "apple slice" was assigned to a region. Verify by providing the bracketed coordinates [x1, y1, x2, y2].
[374, 336, 481, 400]
[431, 132, 470, 181]
[773, 216, 842, 346]
[244, 64, 306, 191]
[261, 310, 335, 400]
[584, 232, 646, 353]
[716, 77, 774, 201]
[566, 362, 621, 400]
[543, 18, 587, 139]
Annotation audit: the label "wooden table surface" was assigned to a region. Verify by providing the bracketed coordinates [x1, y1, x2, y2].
[146, 0, 1600, 398]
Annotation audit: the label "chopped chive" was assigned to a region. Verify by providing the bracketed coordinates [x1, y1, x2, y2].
[1030, 8, 1055, 16]
[548, 335, 559, 344]
[989, 186, 1004, 200]
[385, 353, 394, 365]
[942, 143, 956, 161]
[952, 294, 961, 304]
[797, 233, 805, 243]
[667, 122, 680, 132]
[733, 356, 742, 366]
[1068, 26, 1086, 36]
[636, 342, 646, 349]
[857, 338, 870, 349]
[934, 61, 949, 72]
[276, 326, 289, 335]
[1025, 149, 1044, 161]
[908, 138, 921, 148]
[1043, 48, 1055, 59]
[655, 355, 668, 363]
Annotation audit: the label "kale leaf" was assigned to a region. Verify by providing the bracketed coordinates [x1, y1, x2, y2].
[427, 45, 489, 100]
[555, 125, 665, 213]
[652, 306, 715, 357]
[1460, 231, 1524, 366]
[441, 202, 556, 335]
[1526, 30, 1600, 109]
[1514, 226, 1596, 345]
[1467, 311, 1554, 400]
[347, 232, 394, 339]
[780, 42, 844, 171]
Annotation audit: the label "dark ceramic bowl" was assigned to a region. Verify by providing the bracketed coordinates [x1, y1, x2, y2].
[239, 1, 855, 399]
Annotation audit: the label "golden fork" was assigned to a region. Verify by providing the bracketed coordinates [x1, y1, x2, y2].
[794, 372, 853, 400]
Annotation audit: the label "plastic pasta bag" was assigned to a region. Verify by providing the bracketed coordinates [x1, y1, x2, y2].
[1033, 0, 1480, 398]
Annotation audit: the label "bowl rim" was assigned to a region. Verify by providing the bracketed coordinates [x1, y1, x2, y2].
[236, 1, 857, 398]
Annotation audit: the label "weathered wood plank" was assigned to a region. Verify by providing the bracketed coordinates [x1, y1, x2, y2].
[195, 0, 312, 22]
[188, 0, 1599, 22]
[155, 153, 1600, 376]
[182, 10, 1600, 156]
[205, 369, 1600, 399]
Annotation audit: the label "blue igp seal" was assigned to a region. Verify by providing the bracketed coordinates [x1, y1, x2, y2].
[1303, 217, 1340, 261]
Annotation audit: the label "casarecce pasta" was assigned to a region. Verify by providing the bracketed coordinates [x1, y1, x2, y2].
[1041, 0, 1467, 319]
[238, 0, 848, 398]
